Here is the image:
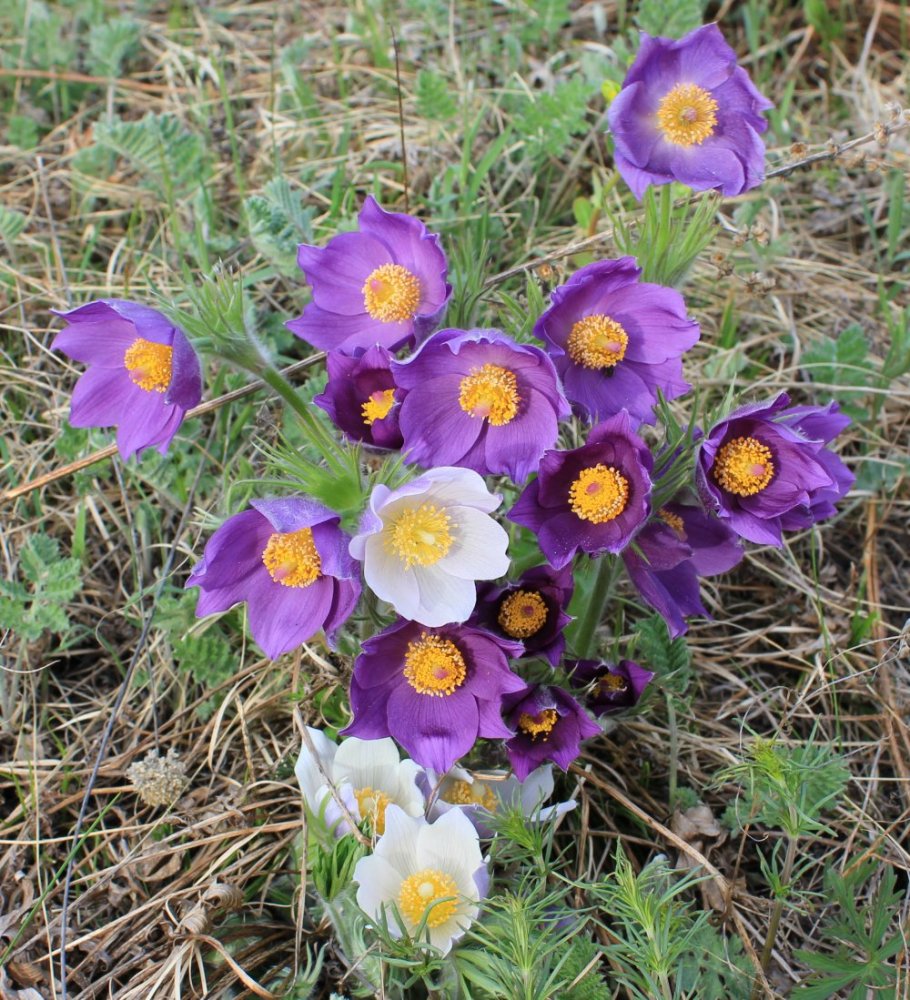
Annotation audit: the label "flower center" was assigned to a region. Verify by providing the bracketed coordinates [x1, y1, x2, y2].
[385, 503, 454, 568]
[361, 388, 397, 426]
[354, 786, 392, 834]
[518, 709, 559, 739]
[656, 83, 719, 147]
[362, 263, 421, 322]
[566, 315, 629, 370]
[658, 508, 685, 538]
[713, 436, 775, 496]
[568, 464, 630, 523]
[497, 590, 548, 639]
[261, 528, 322, 587]
[123, 337, 173, 393]
[398, 868, 460, 929]
[458, 364, 520, 426]
[443, 779, 498, 811]
[404, 633, 467, 696]
[600, 674, 629, 694]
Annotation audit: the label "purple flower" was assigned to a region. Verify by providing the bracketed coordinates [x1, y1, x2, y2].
[287, 196, 451, 354]
[567, 659, 654, 716]
[186, 498, 361, 659]
[342, 618, 525, 772]
[392, 329, 570, 483]
[509, 411, 653, 569]
[472, 564, 574, 667]
[51, 299, 202, 460]
[621, 500, 744, 637]
[696, 393, 854, 546]
[533, 258, 699, 426]
[313, 345, 404, 449]
[503, 684, 600, 781]
[607, 24, 773, 199]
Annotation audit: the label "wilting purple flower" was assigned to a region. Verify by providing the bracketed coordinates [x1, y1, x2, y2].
[607, 24, 773, 199]
[503, 684, 600, 781]
[342, 618, 524, 772]
[533, 258, 699, 426]
[509, 411, 653, 569]
[51, 299, 202, 460]
[472, 564, 574, 667]
[186, 497, 361, 659]
[392, 329, 570, 483]
[567, 658, 654, 716]
[287, 196, 451, 354]
[313, 345, 404, 449]
[696, 393, 854, 546]
[622, 499, 744, 637]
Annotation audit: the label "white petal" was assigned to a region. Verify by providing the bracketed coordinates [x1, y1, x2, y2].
[409, 565, 477, 626]
[294, 728, 338, 811]
[422, 467, 502, 512]
[333, 736, 401, 793]
[428, 898, 480, 954]
[354, 854, 405, 932]
[516, 764, 556, 813]
[437, 506, 510, 580]
[374, 804, 421, 876]
[363, 534, 420, 617]
[396, 759, 428, 815]
[416, 809, 483, 889]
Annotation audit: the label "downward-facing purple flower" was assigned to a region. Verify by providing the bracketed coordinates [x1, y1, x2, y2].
[696, 393, 854, 546]
[342, 619, 524, 772]
[533, 258, 699, 426]
[392, 329, 570, 483]
[186, 498, 361, 659]
[509, 411, 653, 569]
[51, 299, 202, 460]
[567, 659, 654, 716]
[607, 24, 773, 199]
[287, 196, 451, 354]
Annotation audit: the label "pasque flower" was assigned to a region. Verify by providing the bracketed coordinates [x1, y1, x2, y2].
[392, 328, 570, 482]
[533, 258, 699, 425]
[287, 196, 451, 354]
[567, 659, 654, 716]
[186, 497, 361, 659]
[51, 299, 202, 460]
[607, 24, 773, 198]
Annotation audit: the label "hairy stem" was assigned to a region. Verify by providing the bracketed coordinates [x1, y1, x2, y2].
[573, 556, 616, 659]
[754, 816, 800, 995]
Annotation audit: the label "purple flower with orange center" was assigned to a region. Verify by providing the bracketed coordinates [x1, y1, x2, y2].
[508, 410, 653, 569]
[567, 658, 655, 716]
[51, 299, 202, 460]
[503, 684, 600, 781]
[287, 196, 451, 354]
[342, 619, 525, 772]
[607, 24, 773, 198]
[533, 258, 699, 426]
[392, 329, 570, 483]
[696, 394, 854, 546]
[186, 497, 361, 660]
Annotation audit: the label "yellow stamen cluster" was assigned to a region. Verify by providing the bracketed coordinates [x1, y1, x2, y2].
[443, 779, 498, 812]
[361, 388, 397, 425]
[398, 869, 459, 928]
[658, 508, 685, 537]
[600, 674, 629, 694]
[497, 590, 548, 639]
[354, 786, 392, 834]
[566, 315, 629, 370]
[123, 337, 173, 393]
[518, 708, 559, 739]
[569, 464, 630, 523]
[362, 263, 421, 322]
[261, 528, 322, 587]
[458, 364, 520, 426]
[713, 436, 775, 496]
[404, 633, 467, 696]
[386, 503, 454, 568]
[656, 83, 719, 147]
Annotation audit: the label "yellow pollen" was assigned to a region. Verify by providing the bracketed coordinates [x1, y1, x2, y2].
[354, 786, 392, 834]
[498, 590, 548, 639]
[361, 388, 397, 425]
[600, 674, 629, 694]
[568, 464, 630, 524]
[567, 315, 629, 370]
[385, 503, 454, 569]
[713, 436, 775, 496]
[658, 508, 686, 538]
[123, 337, 173, 393]
[398, 868, 460, 929]
[443, 779, 498, 812]
[404, 633, 467, 696]
[261, 528, 322, 587]
[362, 263, 421, 322]
[518, 709, 559, 739]
[656, 82, 719, 147]
[458, 364, 520, 426]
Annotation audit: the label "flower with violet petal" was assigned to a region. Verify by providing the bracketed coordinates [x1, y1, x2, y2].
[343, 618, 524, 772]
[51, 299, 202, 460]
[353, 804, 485, 954]
[392, 328, 570, 482]
[186, 497, 361, 659]
[567, 659, 655, 717]
[287, 196, 451, 354]
[695, 393, 854, 547]
[508, 410, 653, 569]
[533, 258, 699, 426]
[607, 23, 773, 199]
[351, 466, 510, 627]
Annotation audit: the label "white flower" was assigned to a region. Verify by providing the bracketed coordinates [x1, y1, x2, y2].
[353, 805, 485, 954]
[433, 764, 576, 828]
[295, 729, 424, 835]
[350, 467, 510, 627]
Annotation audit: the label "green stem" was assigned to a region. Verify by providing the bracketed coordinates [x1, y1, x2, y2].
[753, 814, 800, 997]
[573, 556, 616, 659]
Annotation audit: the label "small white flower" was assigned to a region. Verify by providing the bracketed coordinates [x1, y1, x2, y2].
[350, 467, 510, 627]
[295, 729, 424, 835]
[353, 805, 485, 954]
[433, 764, 576, 827]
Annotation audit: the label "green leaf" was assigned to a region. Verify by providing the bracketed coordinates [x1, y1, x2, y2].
[514, 79, 592, 158]
[245, 176, 315, 276]
[0, 205, 28, 243]
[87, 17, 140, 77]
[635, 0, 707, 38]
[8, 115, 39, 149]
[416, 69, 457, 121]
[803, 324, 876, 413]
